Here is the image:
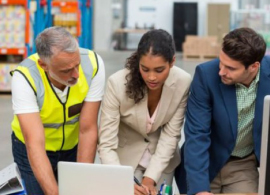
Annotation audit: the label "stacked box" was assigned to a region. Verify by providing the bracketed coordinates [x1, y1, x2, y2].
[0, 6, 25, 48]
[0, 64, 17, 91]
[182, 35, 220, 60]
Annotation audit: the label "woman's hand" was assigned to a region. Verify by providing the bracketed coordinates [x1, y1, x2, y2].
[196, 192, 214, 195]
[141, 177, 157, 195]
[134, 184, 149, 195]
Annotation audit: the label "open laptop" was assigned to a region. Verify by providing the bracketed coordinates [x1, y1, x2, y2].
[58, 162, 134, 195]
[259, 95, 270, 195]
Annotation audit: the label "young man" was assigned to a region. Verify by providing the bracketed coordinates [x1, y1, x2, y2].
[176, 27, 270, 195]
[11, 27, 105, 195]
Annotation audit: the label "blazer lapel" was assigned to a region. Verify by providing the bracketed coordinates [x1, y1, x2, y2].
[220, 83, 238, 140]
[135, 95, 149, 138]
[152, 70, 176, 131]
[254, 61, 270, 133]
[135, 68, 176, 134]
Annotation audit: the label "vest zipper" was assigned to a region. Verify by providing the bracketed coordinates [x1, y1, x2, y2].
[60, 104, 66, 150]
[45, 73, 70, 151]
[60, 88, 70, 150]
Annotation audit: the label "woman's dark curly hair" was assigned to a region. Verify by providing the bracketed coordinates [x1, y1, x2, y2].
[125, 29, 176, 103]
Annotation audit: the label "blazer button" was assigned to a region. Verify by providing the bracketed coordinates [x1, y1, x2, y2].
[144, 138, 149, 143]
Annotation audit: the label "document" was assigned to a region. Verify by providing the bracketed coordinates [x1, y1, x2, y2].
[0, 163, 26, 195]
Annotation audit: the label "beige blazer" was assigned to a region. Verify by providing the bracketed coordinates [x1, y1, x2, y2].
[98, 66, 191, 183]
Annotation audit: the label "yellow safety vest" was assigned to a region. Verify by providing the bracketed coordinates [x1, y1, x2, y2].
[11, 48, 98, 152]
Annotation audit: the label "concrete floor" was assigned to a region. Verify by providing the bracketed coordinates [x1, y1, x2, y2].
[0, 51, 204, 191]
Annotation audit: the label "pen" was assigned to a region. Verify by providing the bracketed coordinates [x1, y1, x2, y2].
[134, 177, 151, 195]
[134, 176, 142, 186]
[158, 179, 166, 195]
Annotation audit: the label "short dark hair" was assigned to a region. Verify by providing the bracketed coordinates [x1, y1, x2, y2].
[125, 29, 176, 103]
[222, 27, 266, 68]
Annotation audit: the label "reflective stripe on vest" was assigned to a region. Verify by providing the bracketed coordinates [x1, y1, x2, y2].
[11, 48, 98, 151]
[43, 116, 80, 129]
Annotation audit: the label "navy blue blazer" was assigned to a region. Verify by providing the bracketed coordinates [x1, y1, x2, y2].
[175, 56, 270, 195]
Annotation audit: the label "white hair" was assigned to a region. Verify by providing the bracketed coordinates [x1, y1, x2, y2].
[35, 26, 79, 64]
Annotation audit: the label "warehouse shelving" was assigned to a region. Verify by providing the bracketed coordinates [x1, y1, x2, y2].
[0, 0, 26, 5]
[52, 0, 81, 37]
[0, 48, 26, 55]
[0, 0, 30, 57]
[0, 0, 93, 92]
[32, 0, 93, 52]
[78, 0, 93, 49]
[0, 0, 30, 92]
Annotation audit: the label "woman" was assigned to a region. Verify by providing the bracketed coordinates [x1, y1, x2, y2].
[98, 29, 191, 195]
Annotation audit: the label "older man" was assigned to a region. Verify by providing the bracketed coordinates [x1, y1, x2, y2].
[11, 27, 105, 195]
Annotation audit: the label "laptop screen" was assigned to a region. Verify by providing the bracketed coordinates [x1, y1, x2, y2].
[58, 162, 134, 195]
[259, 95, 270, 195]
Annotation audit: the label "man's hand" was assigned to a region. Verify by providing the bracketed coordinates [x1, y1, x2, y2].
[141, 177, 157, 195]
[196, 192, 214, 195]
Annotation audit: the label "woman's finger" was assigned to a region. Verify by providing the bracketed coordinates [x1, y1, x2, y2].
[134, 184, 148, 195]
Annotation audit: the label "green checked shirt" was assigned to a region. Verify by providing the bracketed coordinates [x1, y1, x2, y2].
[231, 69, 260, 158]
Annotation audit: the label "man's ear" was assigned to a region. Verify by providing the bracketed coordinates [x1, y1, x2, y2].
[170, 55, 176, 68]
[250, 61, 260, 72]
[38, 59, 48, 71]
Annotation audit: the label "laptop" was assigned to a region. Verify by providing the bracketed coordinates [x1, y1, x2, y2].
[58, 162, 134, 195]
[259, 95, 270, 195]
